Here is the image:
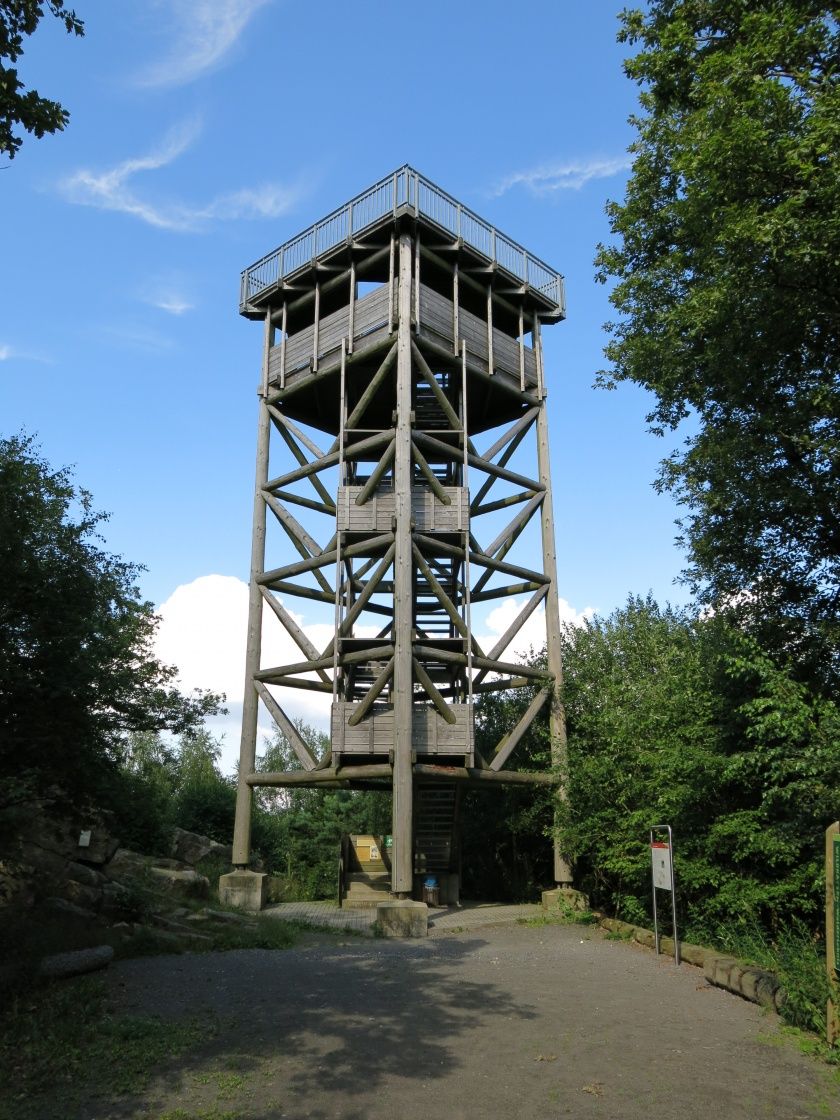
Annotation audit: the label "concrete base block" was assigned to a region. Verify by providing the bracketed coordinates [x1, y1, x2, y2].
[218, 869, 266, 913]
[542, 887, 589, 912]
[376, 899, 428, 938]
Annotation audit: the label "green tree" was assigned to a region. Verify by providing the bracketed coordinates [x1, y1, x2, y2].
[1, 2, 84, 160]
[172, 729, 236, 842]
[596, 1, 840, 683]
[559, 596, 840, 934]
[0, 434, 222, 811]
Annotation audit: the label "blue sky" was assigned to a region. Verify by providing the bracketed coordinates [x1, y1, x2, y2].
[2, 1, 691, 768]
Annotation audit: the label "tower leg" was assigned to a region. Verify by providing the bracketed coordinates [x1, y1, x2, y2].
[231, 318, 272, 871]
[391, 232, 415, 897]
[535, 399, 573, 887]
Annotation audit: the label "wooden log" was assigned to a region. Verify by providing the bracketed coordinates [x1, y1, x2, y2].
[489, 688, 549, 771]
[355, 439, 396, 505]
[260, 588, 330, 683]
[411, 442, 451, 505]
[254, 681, 317, 770]
[412, 658, 456, 724]
[347, 656, 395, 726]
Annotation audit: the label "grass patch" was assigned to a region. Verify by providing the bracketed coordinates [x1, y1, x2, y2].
[0, 974, 219, 1120]
[519, 904, 596, 928]
[689, 918, 835, 1036]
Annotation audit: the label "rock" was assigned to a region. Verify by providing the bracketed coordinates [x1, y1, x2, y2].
[100, 881, 135, 915]
[151, 857, 188, 871]
[203, 908, 255, 926]
[171, 827, 232, 866]
[43, 896, 98, 921]
[66, 861, 105, 888]
[149, 867, 210, 899]
[105, 848, 148, 880]
[0, 859, 36, 908]
[39, 945, 114, 980]
[62, 880, 102, 911]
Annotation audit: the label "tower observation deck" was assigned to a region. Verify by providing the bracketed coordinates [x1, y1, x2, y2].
[229, 166, 570, 905]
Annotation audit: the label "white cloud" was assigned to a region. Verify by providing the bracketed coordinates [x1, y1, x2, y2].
[477, 596, 595, 662]
[141, 279, 195, 316]
[154, 575, 595, 773]
[58, 120, 299, 232]
[493, 155, 632, 197]
[150, 294, 193, 316]
[136, 0, 273, 89]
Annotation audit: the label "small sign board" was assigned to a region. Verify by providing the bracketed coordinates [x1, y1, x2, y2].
[651, 842, 672, 891]
[650, 825, 680, 966]
[78, 829, 92, 848]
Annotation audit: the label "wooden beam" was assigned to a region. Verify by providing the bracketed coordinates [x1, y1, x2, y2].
[254, 681, 317, 770]
[347, 656, 395, 726]
[412, 658, 456, 724]
[355, 439, 396, 505]
[267, 405, 326, 460]
[411, 441, 451, 505]
[260, 588, 330, 684]
[489, 688, 549, 771]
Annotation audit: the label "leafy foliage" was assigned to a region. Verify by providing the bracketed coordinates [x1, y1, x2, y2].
[0, 1, 84, 160]
[0, 434, 222, 814]
[460, 675, 554, 902]
[558, 596, 840, 936]
[596, 1, 840, 684]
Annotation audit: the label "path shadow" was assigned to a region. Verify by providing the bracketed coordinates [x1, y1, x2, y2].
[98, 935, 538, 1120]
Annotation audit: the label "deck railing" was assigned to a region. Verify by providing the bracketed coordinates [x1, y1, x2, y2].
[240, 165, 565, 314]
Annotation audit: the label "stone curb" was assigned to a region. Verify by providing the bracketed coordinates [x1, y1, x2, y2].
[593, 914, 786, 1012]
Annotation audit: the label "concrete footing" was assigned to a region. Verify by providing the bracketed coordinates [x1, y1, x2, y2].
[375, 899, 428, 938]
[542, 886, 589, 912]
[218, 869, 266, 913]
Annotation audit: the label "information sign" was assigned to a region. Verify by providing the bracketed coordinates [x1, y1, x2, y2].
[649, 825, 680, 966]
[651, 842, 672, 891]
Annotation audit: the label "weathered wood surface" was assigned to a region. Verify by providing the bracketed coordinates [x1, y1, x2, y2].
[331, 702, 474, 757]
[269, 282, 537, 390]
[336, 485, 468, 533]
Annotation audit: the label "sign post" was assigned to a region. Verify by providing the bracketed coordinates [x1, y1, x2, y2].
[826, 822, 840, 1045]
[650, 825, 680, 966]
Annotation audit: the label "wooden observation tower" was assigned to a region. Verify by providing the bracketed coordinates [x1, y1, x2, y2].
[229, 166, 569, 906]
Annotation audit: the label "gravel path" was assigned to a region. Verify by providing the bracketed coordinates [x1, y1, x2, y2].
[99, 921, 839, 1120]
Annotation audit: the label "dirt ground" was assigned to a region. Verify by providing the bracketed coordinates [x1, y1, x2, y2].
[96, 921, 839, 1120]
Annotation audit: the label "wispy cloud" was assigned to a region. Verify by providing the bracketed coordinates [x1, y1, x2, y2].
[0, 342, 53, 364]
[141, 276, 195, 316]
[492, 156, 632, 197]
[58, 120, 300, 232]
[136, 0, 273, 88]
[148, 292, 194, 316]
[96, 322, 177, 354]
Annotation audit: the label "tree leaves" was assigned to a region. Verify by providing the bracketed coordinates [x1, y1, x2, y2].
[596, 1, 840, 682]
[0, 1, 84, 160]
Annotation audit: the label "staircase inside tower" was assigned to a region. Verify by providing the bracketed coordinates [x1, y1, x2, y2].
[414, 785, 460, 903]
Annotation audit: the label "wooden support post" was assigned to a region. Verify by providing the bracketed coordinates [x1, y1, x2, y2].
[232, 321, 272, 867]
[280, 302, 287, 388]
[536, 389, 572, 886]
[348, 260, 356, 353]
[487, 283, 494, 375]
[453, 261, 460, 355]
[392, 232, 415, 897]
[313, 280, 320, 371]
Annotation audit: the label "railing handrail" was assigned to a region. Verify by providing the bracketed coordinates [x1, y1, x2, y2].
[240, 165, 565, 315]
